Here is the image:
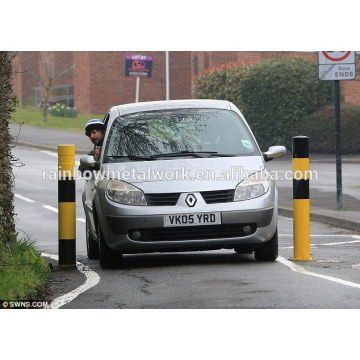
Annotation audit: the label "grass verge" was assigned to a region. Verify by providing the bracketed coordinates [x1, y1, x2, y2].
[11, 106, 104, 132]
[0, 237, 50, 303]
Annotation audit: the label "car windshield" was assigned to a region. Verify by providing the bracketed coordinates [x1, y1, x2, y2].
[104, 108, 260, 161]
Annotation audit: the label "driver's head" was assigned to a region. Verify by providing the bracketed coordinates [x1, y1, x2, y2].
[85, 119, 105, 145]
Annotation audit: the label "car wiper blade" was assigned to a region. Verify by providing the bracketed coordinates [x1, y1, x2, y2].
[106, 155, 153, 161]
[150, 151, 218, 158]
[209, 153, 237, 157]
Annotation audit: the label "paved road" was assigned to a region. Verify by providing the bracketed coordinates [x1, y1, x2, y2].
[12, 145, 360, 308]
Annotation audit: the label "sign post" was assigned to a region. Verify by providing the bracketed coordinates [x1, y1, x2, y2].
[318, 51, 356, 210]
[125, 54, 153, 103]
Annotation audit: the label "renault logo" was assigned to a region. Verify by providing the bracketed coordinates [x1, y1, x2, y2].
[185, 194, 197, 207]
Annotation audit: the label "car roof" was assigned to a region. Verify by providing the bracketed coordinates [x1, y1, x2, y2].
[108, 99, 234, 118]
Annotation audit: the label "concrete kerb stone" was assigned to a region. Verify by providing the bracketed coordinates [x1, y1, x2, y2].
[279, 206, 360, 232]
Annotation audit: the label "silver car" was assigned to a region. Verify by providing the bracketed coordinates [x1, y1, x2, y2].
[80, 99, 286, 268]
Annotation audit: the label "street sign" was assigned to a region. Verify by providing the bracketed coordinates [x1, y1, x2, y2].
[318, 51, 357, 210]
[318, 51, 356, 81]
[125, 54, 153, 78]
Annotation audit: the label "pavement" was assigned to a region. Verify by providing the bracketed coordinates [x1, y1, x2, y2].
[9, 123, 360, 232]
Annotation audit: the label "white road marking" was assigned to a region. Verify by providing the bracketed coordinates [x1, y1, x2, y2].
[279, 235, 360, 249]
[322, 240, 360, 246]
[40, 150, 58, 158]
[277, 256, 360, 289]
[16, 194, 86, 223]
[41, 149, 80, 166]
[14, 193, 36, 203]
[279, 234, 358, 237]
[42, 204, 85, 223]
[43, 205, 58, 213]
[42, 253, 100, 309]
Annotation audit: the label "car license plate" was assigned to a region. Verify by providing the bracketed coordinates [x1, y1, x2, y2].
[164, 212, 221, 227]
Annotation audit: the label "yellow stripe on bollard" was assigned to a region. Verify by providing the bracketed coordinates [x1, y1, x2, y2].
[58, 144, 75, 177]
[58, 202, 76, 239]
[293, 199, 311, 260]
[292, 158, 310, 180]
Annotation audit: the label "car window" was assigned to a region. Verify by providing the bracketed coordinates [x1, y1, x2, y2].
[105, 109, 260, 159]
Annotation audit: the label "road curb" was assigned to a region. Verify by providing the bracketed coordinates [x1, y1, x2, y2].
[279, 206, 360, 232]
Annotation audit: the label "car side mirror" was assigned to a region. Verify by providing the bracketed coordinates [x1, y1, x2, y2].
[263, 146, 287, 162]
[80, 155, 100, 170]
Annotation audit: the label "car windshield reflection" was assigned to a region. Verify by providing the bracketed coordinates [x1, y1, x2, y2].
[104, 109, 259, 162]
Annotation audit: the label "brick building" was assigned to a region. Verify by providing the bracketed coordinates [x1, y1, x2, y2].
[13, 51, 192, 114]
[12, 51, 360, 115]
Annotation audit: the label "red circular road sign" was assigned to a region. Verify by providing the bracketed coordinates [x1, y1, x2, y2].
[322, 51, 351, 62]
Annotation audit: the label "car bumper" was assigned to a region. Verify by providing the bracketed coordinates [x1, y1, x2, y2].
[99, 206, 278, 253]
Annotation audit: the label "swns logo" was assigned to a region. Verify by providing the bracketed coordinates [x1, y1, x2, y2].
[1, 300, 49, 309]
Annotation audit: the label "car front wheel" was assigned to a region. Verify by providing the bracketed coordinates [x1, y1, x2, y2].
[86, 218, 99, 260]
[254, 229, 278, 261]
[97, 222, 123, 268]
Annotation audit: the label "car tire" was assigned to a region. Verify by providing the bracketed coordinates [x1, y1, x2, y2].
[254, 229, 278, 261]
[234, 245, 254, 254]
[86, 218, 99, 260]
[97, 222, 123, 268]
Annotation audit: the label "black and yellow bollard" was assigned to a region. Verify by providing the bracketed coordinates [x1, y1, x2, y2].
[58, 145, 76, 267]
[292, 136, 314, 261]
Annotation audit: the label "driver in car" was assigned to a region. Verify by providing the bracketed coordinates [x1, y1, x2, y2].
[79, 119, 105, 174]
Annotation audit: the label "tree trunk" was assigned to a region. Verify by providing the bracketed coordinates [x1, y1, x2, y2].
[0, 52, 16, 244]
[42, 87, 51, 123]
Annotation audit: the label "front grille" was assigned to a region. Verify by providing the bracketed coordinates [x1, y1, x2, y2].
[201, 189, 235, 204]
[145, 189, 235, 206]
[128, 224, 256, 242]
[146, 193, 181, 206]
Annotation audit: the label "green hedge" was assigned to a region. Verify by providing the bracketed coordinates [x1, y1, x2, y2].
[298, 104, 360, 154]
[193, 63, 249, 109]
[239, 58, 334, 150]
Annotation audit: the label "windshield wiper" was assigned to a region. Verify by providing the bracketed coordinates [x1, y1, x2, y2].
[209, 153, 237, 157]
[106, 155, 153, 161]
[150, 151, 218, 158]
[150, 151, 237, 158]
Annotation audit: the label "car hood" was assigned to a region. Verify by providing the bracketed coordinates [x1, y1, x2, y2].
[100, 156, 266, 193]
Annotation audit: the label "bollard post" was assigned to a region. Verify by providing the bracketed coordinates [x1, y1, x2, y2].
[58, 145, 76, 267]
[292, 136, 314, 261]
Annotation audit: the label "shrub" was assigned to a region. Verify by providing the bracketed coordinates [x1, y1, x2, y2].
[49, 103, 77, 117]
[193, 63, 250, 110]
[0, 238, 50, 301]
[64, 107, 77, 117]
[298, 103, 360, 154]
[239, 58, 334, 150]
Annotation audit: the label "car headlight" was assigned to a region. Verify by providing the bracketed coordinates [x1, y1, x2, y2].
[234, 171, 270, 201]
[106, 180, 147, 206]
